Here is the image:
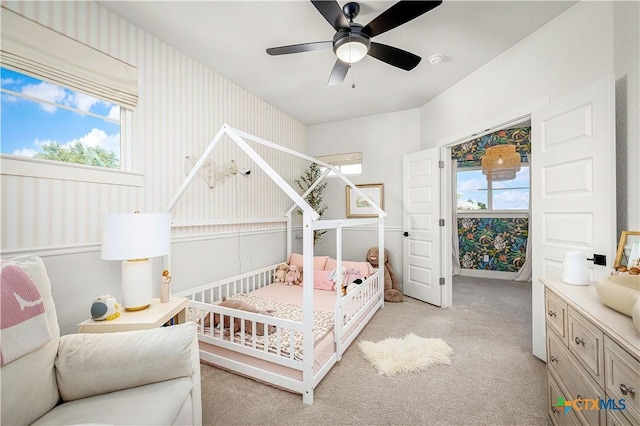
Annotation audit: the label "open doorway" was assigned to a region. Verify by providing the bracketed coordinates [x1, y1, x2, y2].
[449, 119, 532, 284]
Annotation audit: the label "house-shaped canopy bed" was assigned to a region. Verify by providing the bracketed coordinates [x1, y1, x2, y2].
[168, 124, 386, 404]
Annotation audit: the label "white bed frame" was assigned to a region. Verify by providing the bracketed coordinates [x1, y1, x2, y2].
[167, 124, 386, 404]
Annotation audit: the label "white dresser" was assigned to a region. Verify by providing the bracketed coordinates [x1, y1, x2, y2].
[542, 277, 640, 426]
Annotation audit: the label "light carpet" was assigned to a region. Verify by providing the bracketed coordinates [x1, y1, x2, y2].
[359, 332, 454, 377]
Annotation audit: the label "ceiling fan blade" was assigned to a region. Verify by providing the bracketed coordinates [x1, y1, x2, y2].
[363, 1, 442, 38]
[328, 59, 349, 86]
[266, 41, 333, 56]
[368, 42, 421, 71]
[311, 0, 350, 32]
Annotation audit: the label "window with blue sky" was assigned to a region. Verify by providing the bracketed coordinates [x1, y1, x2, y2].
[1, 67, 121, 168]
[457, 166, 530, 210]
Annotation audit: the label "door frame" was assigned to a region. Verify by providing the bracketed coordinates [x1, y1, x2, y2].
[433, 96, 550, 308]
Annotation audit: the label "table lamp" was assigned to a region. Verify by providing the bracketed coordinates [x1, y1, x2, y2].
[101, 212, 171, 311]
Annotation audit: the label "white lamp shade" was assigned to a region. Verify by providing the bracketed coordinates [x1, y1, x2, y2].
[562, 251, 590, 286]
[101, 212, 170, 260]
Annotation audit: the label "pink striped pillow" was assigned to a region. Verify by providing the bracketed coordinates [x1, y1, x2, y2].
[0, 260, 52, 365]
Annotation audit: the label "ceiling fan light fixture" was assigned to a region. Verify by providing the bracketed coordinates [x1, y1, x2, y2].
[333, 32, 370, 64]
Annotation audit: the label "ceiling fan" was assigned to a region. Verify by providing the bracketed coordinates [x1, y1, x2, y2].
[266, 1, 442, 85]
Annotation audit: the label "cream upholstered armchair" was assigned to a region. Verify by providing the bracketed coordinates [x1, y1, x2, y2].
[0, 255, 202, 425]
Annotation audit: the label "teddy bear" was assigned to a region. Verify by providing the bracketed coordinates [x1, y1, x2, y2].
[366, 247, 403, 302]
[285, 264, 301, 286]
[274, 262, 289, 283]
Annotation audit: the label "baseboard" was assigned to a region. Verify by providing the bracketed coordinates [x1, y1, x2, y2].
[458, 269, 516, 280]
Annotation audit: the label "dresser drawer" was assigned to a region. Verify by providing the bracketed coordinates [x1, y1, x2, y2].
[605, 336, 640, 425]
[546, 289, 568, 344]
[548, 372, 580, 426]
[547, 329, 605, 426]
[607, 408, 634, 426]
[568, 306, 605, 387]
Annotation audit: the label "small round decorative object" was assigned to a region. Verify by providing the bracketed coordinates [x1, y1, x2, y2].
[629, 267, 640, 275]
[91, 294, 121, 321]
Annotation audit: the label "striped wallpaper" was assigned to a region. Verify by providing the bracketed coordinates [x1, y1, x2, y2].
[1, 1, 307, 253]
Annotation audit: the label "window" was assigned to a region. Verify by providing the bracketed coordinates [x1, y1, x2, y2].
[457, 165, 530, 211]
[316, 152, 362, 177]
[1, 67, 121, 169]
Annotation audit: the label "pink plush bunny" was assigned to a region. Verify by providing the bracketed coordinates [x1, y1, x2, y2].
[285, 264, 301, 286]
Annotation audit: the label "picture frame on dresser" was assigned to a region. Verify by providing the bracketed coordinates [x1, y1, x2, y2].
[614, 230, 640, 269]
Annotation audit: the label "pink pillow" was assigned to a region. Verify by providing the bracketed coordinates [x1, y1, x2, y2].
[312, 269, 335, 291]
[341, 261, 373, 278]
[324, 259, 372, 277]
[325, 257, 337, 271]
[288, 253, 329, 270]
[288, 253, 303, 268]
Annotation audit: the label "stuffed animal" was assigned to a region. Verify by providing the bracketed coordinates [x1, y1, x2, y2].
[366, 247, 403, 302]
[208, 297, 276, 335]
[285, 264, 301, 286]
[274, 262, 289, 283]
[91, 294, 121, 321]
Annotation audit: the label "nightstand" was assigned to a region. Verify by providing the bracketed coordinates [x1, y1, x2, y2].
[77, 297, 188, 333]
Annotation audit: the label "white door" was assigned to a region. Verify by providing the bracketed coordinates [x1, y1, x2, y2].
[402, 148, 442, 306]
[531, 75, 616, 360]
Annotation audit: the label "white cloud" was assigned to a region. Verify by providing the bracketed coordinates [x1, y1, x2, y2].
[458, 175, 487, 191]
[493, 189, 529, 209]
[1, 77, 17, 85]
[71, 92, 99, 112]
[12, 147, 38, 157]
[1, 93, 17, 103]
[21, 82, 67, 113]
[107, 105, 120, 121]
[37, 128, 120, 154]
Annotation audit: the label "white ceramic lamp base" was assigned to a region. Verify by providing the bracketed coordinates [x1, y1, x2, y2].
[121, 259, 153, 311]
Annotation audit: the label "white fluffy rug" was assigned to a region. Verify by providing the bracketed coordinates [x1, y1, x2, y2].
[359, 333, 454, 377]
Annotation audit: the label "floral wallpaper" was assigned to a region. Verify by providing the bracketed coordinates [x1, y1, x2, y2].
[452, 126, 531, 273]
[458, 217, 529, 272]
[451, 127, 531, 167]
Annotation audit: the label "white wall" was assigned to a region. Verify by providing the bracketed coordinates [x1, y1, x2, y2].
[420, 0, 639, 232]
[308, 109, 421, 281]
[613, 1, 640, 236]
[0, 1, 307, 334]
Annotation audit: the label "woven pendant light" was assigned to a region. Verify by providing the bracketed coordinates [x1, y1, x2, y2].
[481, 144, 521, 181]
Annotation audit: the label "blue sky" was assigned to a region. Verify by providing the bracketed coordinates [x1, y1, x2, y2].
[0, 67, 120, 158]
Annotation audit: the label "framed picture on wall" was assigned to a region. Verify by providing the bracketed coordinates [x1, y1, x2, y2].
[346, 183, 384, 218]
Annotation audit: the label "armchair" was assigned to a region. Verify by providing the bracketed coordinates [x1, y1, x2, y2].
[0, 255, 202, 425]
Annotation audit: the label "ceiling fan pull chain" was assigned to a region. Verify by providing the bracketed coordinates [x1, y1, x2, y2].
[352, 63, 356, 89]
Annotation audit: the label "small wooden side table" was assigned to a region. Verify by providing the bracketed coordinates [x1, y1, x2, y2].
[77, 297, 188, 333]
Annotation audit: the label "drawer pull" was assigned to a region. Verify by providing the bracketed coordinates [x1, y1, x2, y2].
[574, 336, 585, 345]
[620, 384, 635, 396]
[549, 355, 558, 363]
[548, 310, 556, 318]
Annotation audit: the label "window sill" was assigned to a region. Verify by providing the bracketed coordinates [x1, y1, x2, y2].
[457, 210, 529, 218]
[1, 155, 144, 187]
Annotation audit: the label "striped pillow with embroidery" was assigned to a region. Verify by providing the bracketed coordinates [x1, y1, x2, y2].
[0, 259, 52, 366]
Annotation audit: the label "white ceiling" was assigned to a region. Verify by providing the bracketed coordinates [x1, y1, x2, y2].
[98, 1, 577, 126]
